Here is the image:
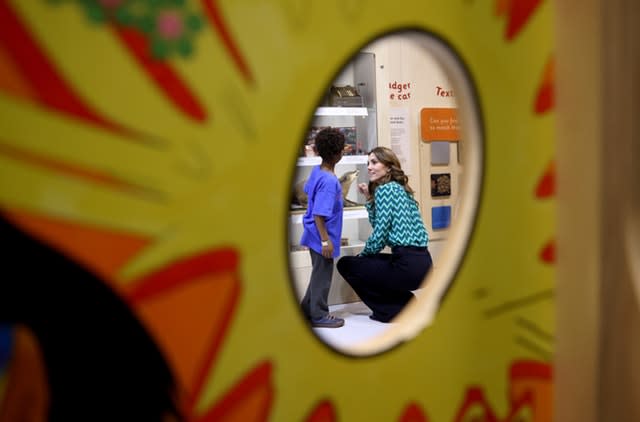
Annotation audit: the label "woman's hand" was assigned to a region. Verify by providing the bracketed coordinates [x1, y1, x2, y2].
[358, 183, 370, 200]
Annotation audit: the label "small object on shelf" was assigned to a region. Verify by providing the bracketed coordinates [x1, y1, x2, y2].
[301, 127, 324, 157]
[338, 126, 357, 155]
[329, 85, 364, 107]
[304, 144, 316, 157]
[290, 244, 309, 252]
[291, 179, 308, 207]
[341, 238, 350, 246]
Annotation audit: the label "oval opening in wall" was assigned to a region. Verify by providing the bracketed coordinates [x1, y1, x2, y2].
[287, 30, 483, 357]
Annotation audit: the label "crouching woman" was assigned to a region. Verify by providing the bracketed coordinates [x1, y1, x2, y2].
[337, 147, 433, 323]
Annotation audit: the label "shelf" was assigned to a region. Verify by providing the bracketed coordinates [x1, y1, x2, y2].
[289, 207, 367, 224]
[289, 240, 366, 257]
[314, 107, 368, 116]
[343, 207, 368, 219]
[341, 241, 366, 250]
[296, 155, 368, 166]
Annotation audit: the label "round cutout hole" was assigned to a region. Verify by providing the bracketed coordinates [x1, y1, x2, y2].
[287, 30, 483, 357]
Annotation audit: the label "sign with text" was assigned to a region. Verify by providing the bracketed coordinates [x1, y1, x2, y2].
[420, 107, 460, 142]
[389, 107, 411, 173]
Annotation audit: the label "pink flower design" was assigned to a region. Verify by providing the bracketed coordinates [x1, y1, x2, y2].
[157, 10, 184, 40]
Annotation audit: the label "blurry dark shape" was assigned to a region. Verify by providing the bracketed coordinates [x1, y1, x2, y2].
[0, 214, 183, 421]
[0, 324, 49, 422]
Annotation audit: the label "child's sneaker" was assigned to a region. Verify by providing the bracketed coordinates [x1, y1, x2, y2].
[310, 314, 345, 328]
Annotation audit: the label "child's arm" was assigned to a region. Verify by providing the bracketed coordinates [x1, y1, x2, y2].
[314, 215, 334, 258]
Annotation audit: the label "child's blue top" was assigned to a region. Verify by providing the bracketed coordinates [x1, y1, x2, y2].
[300, 166, 344, 257]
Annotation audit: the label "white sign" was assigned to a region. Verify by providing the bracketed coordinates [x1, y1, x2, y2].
[388, 107, 411, 174]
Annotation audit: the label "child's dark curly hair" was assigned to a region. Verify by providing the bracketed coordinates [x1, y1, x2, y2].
[314, 128, 345, 161]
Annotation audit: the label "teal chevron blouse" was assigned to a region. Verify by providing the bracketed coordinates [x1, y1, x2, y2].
[360, 181, 429, 255]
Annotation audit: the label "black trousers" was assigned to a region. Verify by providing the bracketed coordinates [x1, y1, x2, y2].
[337, 246, 433, 322]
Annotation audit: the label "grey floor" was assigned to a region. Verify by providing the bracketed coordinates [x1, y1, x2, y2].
[310, 287, 438, 353]
[312, 301, 395, 350]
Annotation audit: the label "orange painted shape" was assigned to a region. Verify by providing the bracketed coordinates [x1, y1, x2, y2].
[398, 402, 429, 422]
[0, 325, 49, 422]
[420, 108, 460, 142]
[0, 44, 36, 100]
[201, 0, 254, 85]
[134, 269, 240, 406]
[0, 1, 139, 136]
[508, 361, 553, 422]
[0, 143, 158, 199]
[534, 57, 555, 114]
[305, 400, 336, 422]
[2, 210, 150, 285]
[535, 161, 555, 198]
[114, 28, 208, 122]
[452, 388, 499, 422]
[495, 0, 512, 17]
[503, 391, 535, 422]
[127, 249, 238, 302]
[196, 362, 273, 422]
[505, 0, 544, 40]
[539, 239, 555, 264]
[453, 361, 552, 422]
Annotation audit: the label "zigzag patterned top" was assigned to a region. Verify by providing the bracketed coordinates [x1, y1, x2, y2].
[361, 182, 429, 255]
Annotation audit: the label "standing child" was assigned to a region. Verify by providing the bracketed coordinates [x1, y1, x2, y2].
[300, 128, 346, 328]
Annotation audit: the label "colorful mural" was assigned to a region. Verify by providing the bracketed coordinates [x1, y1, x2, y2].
[0, 0, 554, 420]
